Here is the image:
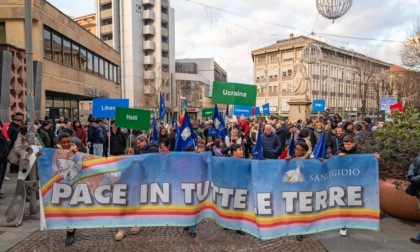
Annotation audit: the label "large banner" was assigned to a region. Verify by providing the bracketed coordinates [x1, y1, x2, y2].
[38, 150, 379, 240]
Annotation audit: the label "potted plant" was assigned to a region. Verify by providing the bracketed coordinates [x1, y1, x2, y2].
[359, 107, 420, 221]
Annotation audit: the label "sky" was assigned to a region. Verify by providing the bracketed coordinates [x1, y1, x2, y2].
[47, 0, 420, 84]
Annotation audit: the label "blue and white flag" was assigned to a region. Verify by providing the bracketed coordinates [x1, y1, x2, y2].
[152, 116, 159, 144]
[209, 104, 226, 140]
[159, 92, 168, 121]
[175, 109, 198, 151]
[313, 131, 327, 159]
[252, 123, 264, 160]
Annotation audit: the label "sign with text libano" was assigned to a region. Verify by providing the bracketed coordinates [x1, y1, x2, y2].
[115, 107, 150, 130]
[212, 81, 257, 107]
[92, 98, 129, 118]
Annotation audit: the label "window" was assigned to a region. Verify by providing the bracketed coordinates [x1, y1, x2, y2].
[87, 51, 93, 73]
[99, 58, 104, 77]
[109, 64, 114, 82]
[63, 38, 71, 66]
[104, 61, 109, 79]
[0, 22, 5, 44]
[43, 28, 52, 59]
[72, 43, 80, 69]
[273, 86, 277, 92]
[93, 55, 99, 75]
[269, 86, 272, 92]
[80, 47, 87, 71]
[113, 65, 118, 83]
[52, 33, 62, 63]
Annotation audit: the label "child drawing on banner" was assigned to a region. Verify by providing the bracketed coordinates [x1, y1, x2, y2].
[51, 132, 121, 193]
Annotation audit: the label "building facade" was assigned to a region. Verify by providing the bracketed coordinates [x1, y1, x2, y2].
[96, 0, 175, 112]
[73, 13, 97, 35]
[0, 0, 121, 123]
[174, 58, 227, 121]
[251, 35, 391, 120]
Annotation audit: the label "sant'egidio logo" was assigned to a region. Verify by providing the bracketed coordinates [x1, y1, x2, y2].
[181, 127, 191, 141]
[282, 161, 305, 183]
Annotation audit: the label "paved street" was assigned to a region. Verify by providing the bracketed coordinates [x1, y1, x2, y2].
[1, 173, 420, 251]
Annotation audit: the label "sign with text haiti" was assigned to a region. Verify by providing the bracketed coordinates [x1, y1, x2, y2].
[212, 81, 257, 107]
[115, 107, 150, 130]
[92, 98, 129, 118]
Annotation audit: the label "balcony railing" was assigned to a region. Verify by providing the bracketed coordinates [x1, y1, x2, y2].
[144, 56, 155, 65]
[143, 41, 155, 51]
[143, 25, 155, 36]
[143, 10, 154, 20]
[142, 0, 154, 6]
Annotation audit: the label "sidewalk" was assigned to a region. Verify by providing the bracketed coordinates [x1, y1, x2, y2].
[1, 174, 420, 251]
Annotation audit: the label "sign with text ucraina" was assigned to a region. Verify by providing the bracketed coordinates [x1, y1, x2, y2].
[212, 81, 257, 107]
[115, 107, 151, 130]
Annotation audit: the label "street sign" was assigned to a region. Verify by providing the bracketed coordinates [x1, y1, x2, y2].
[202, 108, 214, 118]
[92, 98, 129, 118]
[115, 107, 151, 130]
[262, 103, 270, 115]
[233, 105, 253, 116]
[212, 81, 257, 107]
[312, 100, 325, 112]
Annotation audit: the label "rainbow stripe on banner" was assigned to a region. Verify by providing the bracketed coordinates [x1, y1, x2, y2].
[37, 149, 380, 240]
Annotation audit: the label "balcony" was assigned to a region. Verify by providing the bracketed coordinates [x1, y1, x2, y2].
[161, 13, 169, 23]
[143, 25, 154, 36]
[162, 57, 169, 66]
[101, 24, 113, 34]
[100, 8, 112, 19]
[144, 56, 155, 65]
[143, 10, 154, 20]
[161, 27, 169, 38]
[162, 42, 169, 52]
[161, 0, 169, 8]
[100, 0, 111, 4]
[143, 41, 155, 51]
[142, 0, 154, 6]
[144, 70, 155, 80]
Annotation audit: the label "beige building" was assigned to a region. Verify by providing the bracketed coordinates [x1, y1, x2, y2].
[96, 0, 175, 115]
[174, 58, 228, 120]
[0, 0, 121, 123]
[251, 35, 391, 120]
[74, 13, 97, 35]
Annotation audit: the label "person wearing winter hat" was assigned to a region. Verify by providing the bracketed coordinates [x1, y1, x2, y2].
[39, 121, 55, 148]
[363, 117, 373, 131]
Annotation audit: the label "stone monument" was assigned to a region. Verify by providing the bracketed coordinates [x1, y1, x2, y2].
[287, 60, 312, 123]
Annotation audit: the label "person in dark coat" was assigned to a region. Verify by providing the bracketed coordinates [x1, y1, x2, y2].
[407, 154, 420, 244]
[275, 122, 289, 148]
[38, 121, 55, 148]
[261, 125, 282, 159]
[329, 126, 346, 155]
[158, 128, 170, 149]
[0, 120, 10, 201]
[107, 120, 126, 156]
[7, 117, 23, 173]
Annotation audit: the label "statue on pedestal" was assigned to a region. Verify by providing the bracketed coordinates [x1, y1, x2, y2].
[292, 60, 310, 100]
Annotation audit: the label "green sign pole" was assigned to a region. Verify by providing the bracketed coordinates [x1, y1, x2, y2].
[115, 107, 151, 130]
[211, 81, 257, 107]
[202, 108, 214, 118]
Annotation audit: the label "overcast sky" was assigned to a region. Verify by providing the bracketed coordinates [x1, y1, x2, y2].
[48, 0, 419, 83]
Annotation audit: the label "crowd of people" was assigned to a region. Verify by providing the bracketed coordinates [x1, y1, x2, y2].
[0, 109, 388, 245]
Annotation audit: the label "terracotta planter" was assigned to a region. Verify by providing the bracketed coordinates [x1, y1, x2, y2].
[379, 178, 420, 222]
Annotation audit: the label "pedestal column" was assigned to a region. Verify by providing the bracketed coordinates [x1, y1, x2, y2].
[287, 99, 312, 123]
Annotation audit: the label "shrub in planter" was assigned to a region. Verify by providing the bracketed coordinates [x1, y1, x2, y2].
[358, 107, 420, 221]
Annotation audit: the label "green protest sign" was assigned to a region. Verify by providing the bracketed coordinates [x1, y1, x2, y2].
[202, 108, 214, 118]
[212, 81, 257, 107]
[115, 107, 151, 130]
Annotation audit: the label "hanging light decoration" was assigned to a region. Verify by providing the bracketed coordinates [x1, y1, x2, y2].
[301, 43, 323, 64]
[316, 0, 353, 23]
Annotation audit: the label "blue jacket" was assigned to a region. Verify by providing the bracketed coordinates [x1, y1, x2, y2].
[261, 132, 282, 159]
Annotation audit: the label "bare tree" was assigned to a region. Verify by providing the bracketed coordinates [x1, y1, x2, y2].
[401, 18, 420, 71]
[372, 68, 391, 117]
[353, 58, 376, 118]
